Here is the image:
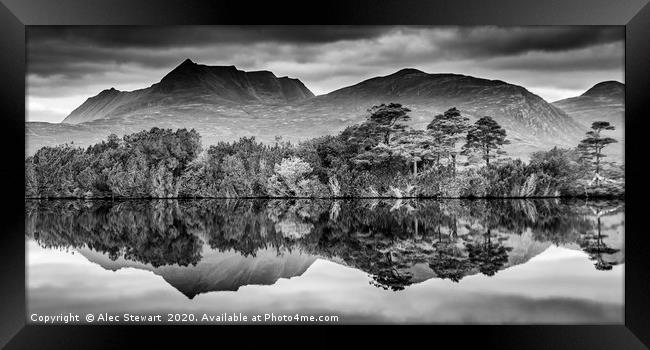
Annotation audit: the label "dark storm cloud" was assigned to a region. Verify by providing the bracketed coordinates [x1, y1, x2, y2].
[438, 26, 623, 57]
[27, 25, 393, 78]
[26, 26, 624, 122]
[485, 43, 624, 72]
[28, 25, 393, 47]
[27, 26, 624, 78]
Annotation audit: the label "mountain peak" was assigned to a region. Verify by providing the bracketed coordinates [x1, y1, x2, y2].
[391, 68, 426, 76]
[153, 61, 313, 102]
[581, 81, 624, 98]
[168, 58, 200, 73]
[175, 58, 198, 70]
[90, 87, 121, 100]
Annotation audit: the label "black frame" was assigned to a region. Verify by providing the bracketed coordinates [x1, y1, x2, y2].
[1, 0, 649, 348]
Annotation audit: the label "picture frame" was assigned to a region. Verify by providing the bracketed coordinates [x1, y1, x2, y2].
[1, 0, 648, 348]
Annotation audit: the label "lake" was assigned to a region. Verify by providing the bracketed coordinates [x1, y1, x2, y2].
[25, 198, 624, 324]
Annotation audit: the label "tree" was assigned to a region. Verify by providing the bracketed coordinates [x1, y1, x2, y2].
[25, 158, 38, 197]
[427, 107, 470, 174]
[365, 103, 411, 145]
[462, 116, 510, 166]
[106, 149, 150, 197]
[577, 121, 617, 184]
[267, 156, 326, 197]
[149, 158, 180, 197]
[30, 145, 85, 197]
[123, 127, 202, 174]
[391, 129, 438, 177]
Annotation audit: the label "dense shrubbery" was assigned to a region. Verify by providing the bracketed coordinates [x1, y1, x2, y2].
[25, 104, 624, 198]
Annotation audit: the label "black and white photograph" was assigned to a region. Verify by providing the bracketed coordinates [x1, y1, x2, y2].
[24, 25, 625, 325]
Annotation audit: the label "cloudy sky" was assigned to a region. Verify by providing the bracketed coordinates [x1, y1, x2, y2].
[26, 26, 624, 123]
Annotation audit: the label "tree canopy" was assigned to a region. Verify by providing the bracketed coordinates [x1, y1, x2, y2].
[463, 116, 510, 166]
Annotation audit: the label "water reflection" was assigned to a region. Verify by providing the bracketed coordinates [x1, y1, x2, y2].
[26, 199, 624, 296]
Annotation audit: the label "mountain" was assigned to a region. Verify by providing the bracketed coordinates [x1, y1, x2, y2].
[552, 81, 624, 159]
[62, 59, 314, 125]
[553, 81, 624, 128]
[302, 69, 584, 155]
[27, 61, 585, 158]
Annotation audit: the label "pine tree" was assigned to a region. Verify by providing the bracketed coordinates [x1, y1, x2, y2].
[365, 103, 411, 145]
[391, 129, 438, 177]
[462, 116, 510, 166]
[426, 107, 470, 174]
[577, 121, 617, 184]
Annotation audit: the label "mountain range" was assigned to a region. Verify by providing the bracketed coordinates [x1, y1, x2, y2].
[26, 59, 624, 159]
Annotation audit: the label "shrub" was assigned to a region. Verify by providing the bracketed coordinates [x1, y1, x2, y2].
[267, 156, 328, 197]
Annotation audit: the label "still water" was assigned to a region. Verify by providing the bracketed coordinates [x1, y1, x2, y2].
[26, 198, 624, 324]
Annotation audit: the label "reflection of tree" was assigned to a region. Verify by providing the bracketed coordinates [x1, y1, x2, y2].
[466, 229, 512, 277]
[26, 197, 624, 284]
[429, 240, 472, 282]
[579, 206, 621, 271]
[26, 200, 203, 267]
[369, 252, 414, 291]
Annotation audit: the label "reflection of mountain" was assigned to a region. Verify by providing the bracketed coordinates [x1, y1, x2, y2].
[27, 60, 584, 158]
[26, 199, 624, 296]
[79, 246, 317, 298]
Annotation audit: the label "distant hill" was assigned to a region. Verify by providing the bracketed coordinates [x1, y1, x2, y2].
[553, 81, 624, 128]
[552, 81, 624, 159]
[27, 60, 586, 158]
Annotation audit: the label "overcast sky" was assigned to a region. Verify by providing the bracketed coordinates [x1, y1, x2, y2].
[26, 26, 624, 123]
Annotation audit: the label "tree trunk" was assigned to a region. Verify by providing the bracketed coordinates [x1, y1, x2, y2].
[414, 217, 419, 237]
[451, 154, 457, 176]
[452, 216, 458, 238]
[594, 130, 602, 178]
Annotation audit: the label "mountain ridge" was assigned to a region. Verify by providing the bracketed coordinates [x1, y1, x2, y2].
[29, 60, 597, 158]
[61, 59, 315, 124]
[581, 81, 624, 99]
